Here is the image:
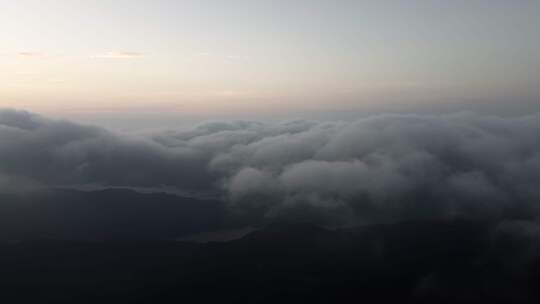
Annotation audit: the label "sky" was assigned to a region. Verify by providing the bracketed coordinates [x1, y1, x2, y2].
[1, 0, 540, 125]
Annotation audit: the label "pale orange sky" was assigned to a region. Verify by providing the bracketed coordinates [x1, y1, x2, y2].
[1, 0, 539, 117]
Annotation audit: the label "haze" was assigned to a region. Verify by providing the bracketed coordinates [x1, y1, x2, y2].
[2, 0, 539, 126]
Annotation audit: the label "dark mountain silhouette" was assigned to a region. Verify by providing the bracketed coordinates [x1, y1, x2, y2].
[0, 189, 225, 240]
[1, 220, 540, 303]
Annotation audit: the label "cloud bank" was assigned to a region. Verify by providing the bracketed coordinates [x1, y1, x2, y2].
[1, 109, 539, 224]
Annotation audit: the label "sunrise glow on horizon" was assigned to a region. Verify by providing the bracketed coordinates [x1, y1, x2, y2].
[2, 0, 540, 117]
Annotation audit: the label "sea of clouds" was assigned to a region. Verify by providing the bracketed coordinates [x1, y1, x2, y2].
[1, 108, 539, 225]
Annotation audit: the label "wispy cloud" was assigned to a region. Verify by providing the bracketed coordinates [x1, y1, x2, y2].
[92, 51, 144, 59]
[17, 52, 46, 59]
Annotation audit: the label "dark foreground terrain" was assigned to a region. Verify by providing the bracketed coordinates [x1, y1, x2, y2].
[2, 220, 540, 303]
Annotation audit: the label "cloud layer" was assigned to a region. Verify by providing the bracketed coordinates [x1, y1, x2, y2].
[92, 51, 144, 59]
[1, 109, 539, 224]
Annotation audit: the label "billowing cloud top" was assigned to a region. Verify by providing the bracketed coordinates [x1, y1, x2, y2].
[1, 109, 539, 224]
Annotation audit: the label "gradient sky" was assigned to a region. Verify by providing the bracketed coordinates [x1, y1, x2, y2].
[1, 0, 539, 118]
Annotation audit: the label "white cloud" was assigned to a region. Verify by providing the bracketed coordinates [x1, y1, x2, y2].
[92, 51, 144, 59]
[1, 109, 540, 224]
